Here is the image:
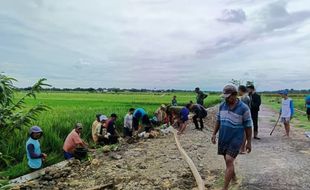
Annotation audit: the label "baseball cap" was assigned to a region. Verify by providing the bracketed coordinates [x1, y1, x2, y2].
[29, 126, 43, 135]
[222, 84, 237, 98]
[99, 115, 108, 122]
[279, 89, 289, 95]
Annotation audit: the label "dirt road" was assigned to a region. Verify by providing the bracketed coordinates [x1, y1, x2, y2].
[238, 105, 310, 190]
[11, 105, 310, 190]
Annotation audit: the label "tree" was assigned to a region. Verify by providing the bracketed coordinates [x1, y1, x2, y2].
[230, 79, 242, 87]
[0, 74, 50, 168]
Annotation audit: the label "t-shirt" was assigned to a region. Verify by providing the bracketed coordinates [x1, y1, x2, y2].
[106, 119, 116, 136]
[196, 91, 208, 105]
[133, 108, 147, 119]
[124, 113, 133, 129]
[305, 95, 310, 108]
[172, 99, 177, 106]
[180, 107, 190, 122]
[280, 98, 294, 118]
[192, 104, 207, 118]
[217, 100, 252, 148]
[240, 95, 250, 107]
[63, 129, 83, 153]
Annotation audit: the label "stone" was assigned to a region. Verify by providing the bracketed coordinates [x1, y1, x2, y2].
[91, 158, 100, 166]
[140, 179, 148, 186]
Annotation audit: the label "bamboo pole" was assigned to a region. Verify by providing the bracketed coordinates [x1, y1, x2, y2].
[171, 128, 205, 190]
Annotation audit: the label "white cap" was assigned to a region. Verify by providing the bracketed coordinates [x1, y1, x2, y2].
[99, 115, 108, 122]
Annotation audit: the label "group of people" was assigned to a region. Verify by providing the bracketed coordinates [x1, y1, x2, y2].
[25, 87, 209, 171]
[25, 85, 305, 190]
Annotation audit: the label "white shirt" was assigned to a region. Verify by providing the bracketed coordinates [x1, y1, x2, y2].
[124, 113, 133, 129]
[281, 98, 292, 118]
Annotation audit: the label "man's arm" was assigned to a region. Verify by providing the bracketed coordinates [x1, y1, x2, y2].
[244, 127, 252, 153]
[211, 121, 220, 144]
[27, 144, 43, 159]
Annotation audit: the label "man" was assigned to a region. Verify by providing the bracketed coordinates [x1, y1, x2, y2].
[124, 108, 135, 137]
[63, 123, 88, 159]
[187, 103, 208, 130]
[211, 85, 252, 190]
[26, 126, 47, 171]
[171, 95, 178, 106]
[279, 90, 294, 137]
[92, 113, 102, 144]
[177, 105, 190, 135]
[238, 85, 250, 154]
[132, 108, 148, 132]
[238, 85, 250, 107]
[305, 94, 310, 121]
[247, 85, 261, 139]
[106, 113, 119, 144]
[94, 115, 109, 145]
[195, 87, 208, 106]
[154, 104, 168, 124]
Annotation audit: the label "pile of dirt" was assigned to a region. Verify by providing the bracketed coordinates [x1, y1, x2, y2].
[11, 107, 224, 190]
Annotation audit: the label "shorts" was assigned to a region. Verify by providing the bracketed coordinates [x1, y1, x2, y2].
[307, 108, 310, 115]
[64, 151, 73, 160]
[281, 117, 291, 124]
[218, 142, 240, 159]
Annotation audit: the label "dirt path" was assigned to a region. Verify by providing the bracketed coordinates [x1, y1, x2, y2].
[11, 105, 310, 190]
[238, 105, 310, 190]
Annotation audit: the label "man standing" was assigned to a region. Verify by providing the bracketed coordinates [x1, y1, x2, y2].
[212, 85, 252, 190]
[279, 90, 294, 137]
[195, 87, 208, 106]
[171, 95, 178, 106]
[305, 94, 310, 121]
[106, 113, 119, 144]
[247, 85, 261, 139]
[187, 103, 208, 130]
[26, 126, 47, 171]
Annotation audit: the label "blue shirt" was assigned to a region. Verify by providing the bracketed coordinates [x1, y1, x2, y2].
[26, 137, 42, 169]
[305, 95, 310, 108]
[133, 108, 147, 119]
[217, 100, 253, 149]
[180, 107, 190, 122]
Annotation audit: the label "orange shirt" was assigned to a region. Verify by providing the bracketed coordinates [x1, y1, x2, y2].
[63, 129, 83, 153]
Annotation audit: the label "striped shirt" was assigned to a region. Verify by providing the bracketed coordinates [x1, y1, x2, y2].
[217, 100, 252, 148]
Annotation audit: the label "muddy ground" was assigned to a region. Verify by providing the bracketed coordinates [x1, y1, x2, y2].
[10, 105, 310, 190]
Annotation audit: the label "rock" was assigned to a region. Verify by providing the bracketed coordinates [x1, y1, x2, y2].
[111, 153, 122, 160]
[161, 179, 172, 189]
[102, 145, 111, 153]
[138, 164, 147, 169]
[42, 174, 53, 181]
[161, 174, 170, 179]
[140, 179, 148, 186]
[91, 158, 100, 166]
[116, 163, 122, 168]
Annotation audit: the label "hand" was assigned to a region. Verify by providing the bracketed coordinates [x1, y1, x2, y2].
[42, 153, 47, 158]
[211, 135, 216, 144]
[246, 142, 252, 153]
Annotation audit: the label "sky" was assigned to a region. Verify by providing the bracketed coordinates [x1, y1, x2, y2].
[0, 0, 310, 91]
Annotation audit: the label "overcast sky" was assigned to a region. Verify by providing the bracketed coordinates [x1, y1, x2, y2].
[1, 0, 310, 91]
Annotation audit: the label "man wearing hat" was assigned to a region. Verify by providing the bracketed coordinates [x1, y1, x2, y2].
[93, 115, 109, 145]
[247, 84, 261, 139]
[26, 126, 47, 170]
[279, 89, 294, 137]
[211, 85, 252, 190]
[63, 123, 88, 159]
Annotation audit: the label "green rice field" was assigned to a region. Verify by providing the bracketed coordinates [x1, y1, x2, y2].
[0, 92, 221, 179]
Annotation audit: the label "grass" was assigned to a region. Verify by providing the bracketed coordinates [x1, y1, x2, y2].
[0, 91, 221, 180]
[262, 94, 310, 130]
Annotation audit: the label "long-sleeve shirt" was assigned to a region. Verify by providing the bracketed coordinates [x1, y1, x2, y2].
[280, 98, 294, 118]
